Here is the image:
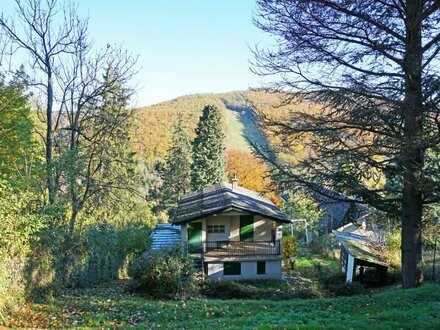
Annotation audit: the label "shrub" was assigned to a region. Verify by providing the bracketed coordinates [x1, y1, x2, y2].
[309, 233, 339, 258]
[319, 272, 345, 286]
[332, 282, 366, 296]
[128, 247, 195, 299]
[0, 179, 50, 312]
[69, 224, 151, 288]
[199, 280, 258, 299]
[296, 282, 325, 299]
[282, 236, 298, 260]
[387, 267, 402, 284]
[384, 230, 401, 268]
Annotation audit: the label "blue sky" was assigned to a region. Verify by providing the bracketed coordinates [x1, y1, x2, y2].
[1, 1, 270, 106]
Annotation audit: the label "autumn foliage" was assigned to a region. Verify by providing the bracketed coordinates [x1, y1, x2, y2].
[226, 150, 281, 205]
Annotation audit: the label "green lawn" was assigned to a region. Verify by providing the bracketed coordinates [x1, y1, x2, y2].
[2, 283, 439, 329]
[295, 256, 340, 271]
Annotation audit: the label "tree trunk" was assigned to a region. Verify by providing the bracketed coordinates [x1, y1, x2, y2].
[46, 71, 56, 205]
[60, 207, 79, 284]
[401, 0, 424, 288]
[433, 237, 437, 281]
[69, 207, 79, 239]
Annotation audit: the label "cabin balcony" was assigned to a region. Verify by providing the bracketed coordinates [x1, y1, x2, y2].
[203, 240, 281, 257]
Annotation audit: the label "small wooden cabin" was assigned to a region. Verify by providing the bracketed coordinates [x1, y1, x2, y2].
[172, 181, 290, 280]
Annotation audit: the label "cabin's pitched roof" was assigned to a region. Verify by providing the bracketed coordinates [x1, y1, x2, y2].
[172, 182, 290, 225]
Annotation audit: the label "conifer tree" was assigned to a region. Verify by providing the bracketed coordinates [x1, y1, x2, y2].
[253, 0, 439, 287]
[160, 113, 193, 214]
[191, 105, 226, 190]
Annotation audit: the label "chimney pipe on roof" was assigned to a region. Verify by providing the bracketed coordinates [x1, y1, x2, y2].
[231, 172, 239, 191]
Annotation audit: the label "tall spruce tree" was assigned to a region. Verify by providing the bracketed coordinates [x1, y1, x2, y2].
[253, 0, 439, 288]
[191, 105, 226, 190]
[160, 114, 193, 214]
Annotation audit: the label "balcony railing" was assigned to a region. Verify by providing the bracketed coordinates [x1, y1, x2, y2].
[204, 240, 281, 257]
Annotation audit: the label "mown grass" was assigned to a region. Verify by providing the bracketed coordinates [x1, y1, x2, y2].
[224, 108, 252, 151]
[295, 256, 340, 272]
[2, 283, 439, 329]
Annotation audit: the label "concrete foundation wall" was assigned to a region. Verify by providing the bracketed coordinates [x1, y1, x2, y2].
[206, 260, 282, 280]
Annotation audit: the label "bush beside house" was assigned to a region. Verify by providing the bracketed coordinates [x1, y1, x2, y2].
[129, 247, 195, 299]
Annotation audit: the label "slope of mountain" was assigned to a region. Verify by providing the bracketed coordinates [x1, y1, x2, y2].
[134, 90, 281, 168]
[133, 90, 315, 204]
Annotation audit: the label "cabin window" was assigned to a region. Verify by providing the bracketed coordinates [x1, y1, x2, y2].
[224, 262, 241, 275]
[257, 261, 266, 275]
[207, 224, 225, 233]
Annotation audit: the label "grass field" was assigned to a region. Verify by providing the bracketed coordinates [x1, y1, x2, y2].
[224, 108, 251, 151]
[223, 102, 268, 152]
[295, 256, 340, 272]
[2, 283, 439, 329]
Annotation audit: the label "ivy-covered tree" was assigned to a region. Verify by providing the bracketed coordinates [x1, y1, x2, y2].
[191, 105, 226, 190]
[63, 66, 138, 237]
[0, 75, 40, 187]
[160, 113, 193, 215]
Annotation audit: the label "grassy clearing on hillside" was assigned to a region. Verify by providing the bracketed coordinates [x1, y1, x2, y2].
[223, 109, 250, 151]
[2, 283, 439, 329]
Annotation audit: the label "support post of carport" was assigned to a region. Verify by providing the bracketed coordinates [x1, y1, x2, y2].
[346, 254, 355, 282]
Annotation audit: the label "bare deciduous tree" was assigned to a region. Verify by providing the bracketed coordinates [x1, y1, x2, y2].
[1, 2, 139, 281]
[0, 1, 138, 234]
[0, 0, 88, 205]
[61, 50, 138, 239]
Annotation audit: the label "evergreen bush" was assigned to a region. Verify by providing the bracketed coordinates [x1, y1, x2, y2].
[128, 247, 195, 299]
[69, 224, 151, 287]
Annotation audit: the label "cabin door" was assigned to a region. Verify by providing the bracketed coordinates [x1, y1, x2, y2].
[187, 222, 203, 253]
[240, 215, 254, 242]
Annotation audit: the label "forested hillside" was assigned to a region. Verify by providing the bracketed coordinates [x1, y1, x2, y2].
[133, 90, 304, 203]
[134, 90, 310, 168]
[135, 91, 250, 167]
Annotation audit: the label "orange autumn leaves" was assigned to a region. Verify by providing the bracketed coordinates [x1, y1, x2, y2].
[226, 150, 281, 205]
